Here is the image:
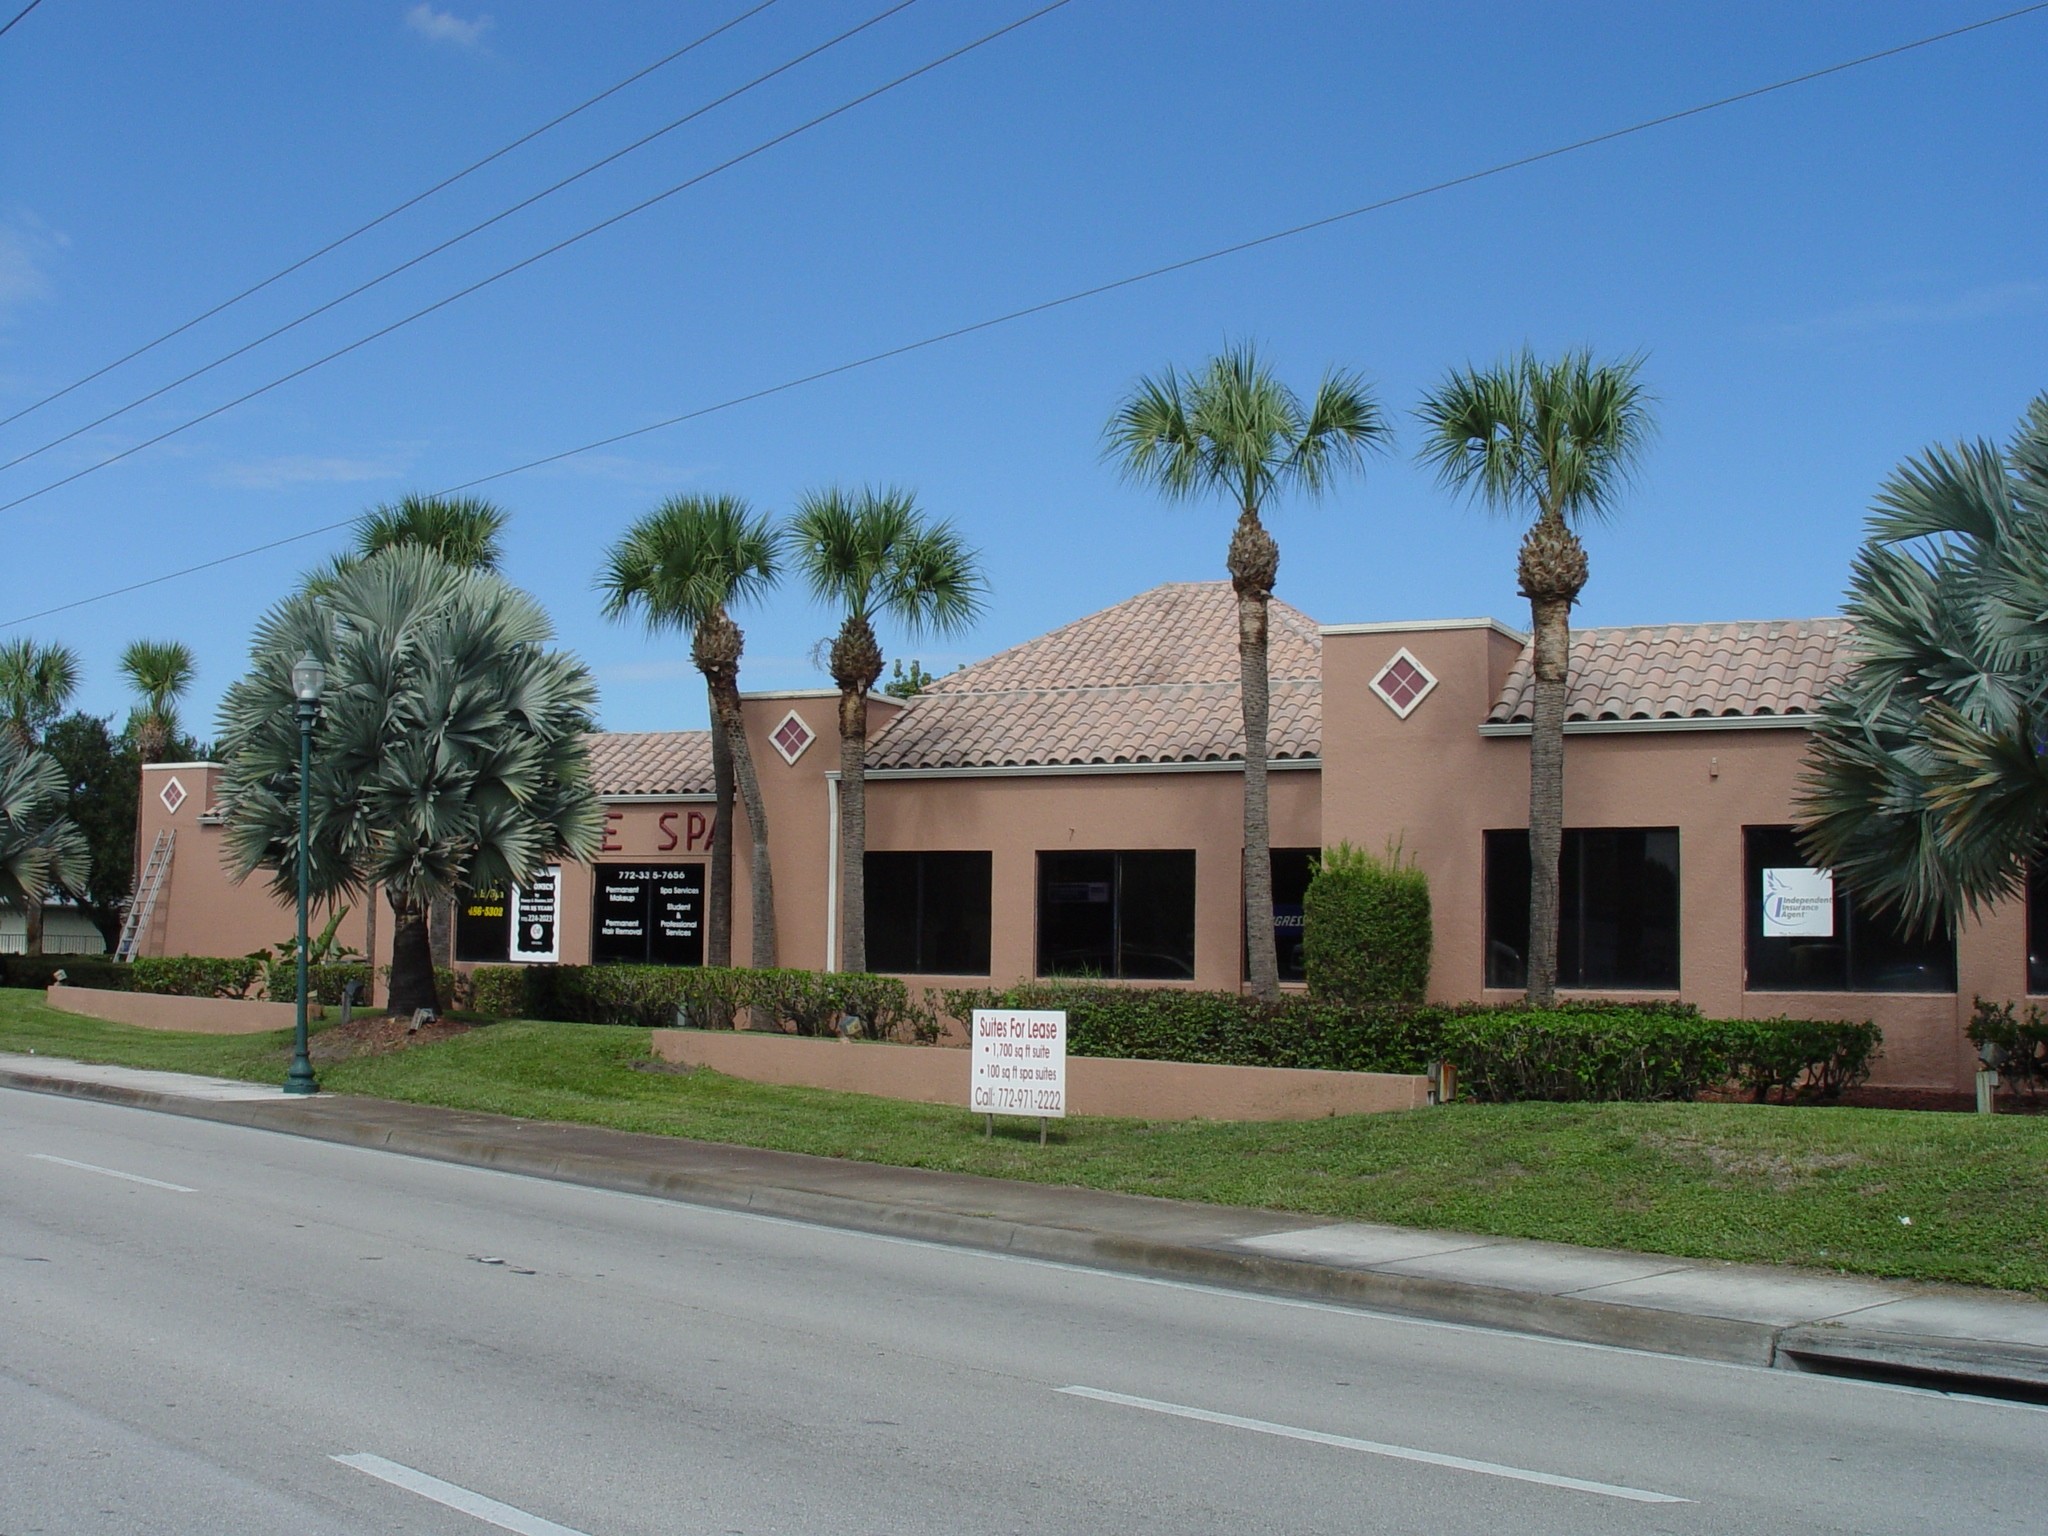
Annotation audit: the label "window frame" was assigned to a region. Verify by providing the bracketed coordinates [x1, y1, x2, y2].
[1035, 848, 1197, 981]
[1743, 827, 1955, 994]
[1483, 826, 1682, 992]
[863, 850, 993, 976]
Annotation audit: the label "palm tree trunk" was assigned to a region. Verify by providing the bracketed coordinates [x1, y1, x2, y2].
[23, 899, 44, 958]
[1231, 510, 1281, 1001]
[363, 880, 378, 1006]
[714, 687, 778, 970]
[1525, 596, 1570, 1008]
[707, 708, 734, 969]
[428, 894, 452, 972]
[837, 688, 868, 974]
[387, 892, 437, 1016]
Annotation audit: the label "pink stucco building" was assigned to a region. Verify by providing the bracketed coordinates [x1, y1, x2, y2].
[132, 582, 2026, 1093]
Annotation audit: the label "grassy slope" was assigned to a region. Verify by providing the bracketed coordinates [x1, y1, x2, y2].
[4, 988, 2043, 1294]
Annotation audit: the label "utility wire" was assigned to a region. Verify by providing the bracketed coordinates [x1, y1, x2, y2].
[0, 0, 45, 42]
[6, 0, 2044, 628]
[0, 0, 782, 433]
[0, 0, 918, 472]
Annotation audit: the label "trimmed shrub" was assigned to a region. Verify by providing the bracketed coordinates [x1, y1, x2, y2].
[0, 955, 133, 991]
[472, 964, 935, 1042]
[129, 955, 264, 999]
[374, 964, 466, 1014]
[1303, 841, 1432, 1006]
[264, 961, 373, 1008]
[1442, 1010, 1881, 1103]
[1968, 998, 2048, 1096]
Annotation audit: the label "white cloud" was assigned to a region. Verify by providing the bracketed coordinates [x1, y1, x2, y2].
[405, 4, 492, 48]
[215, 453, 411, 491]
[1783, 280, 2045, 338]
[0, 210, 69, 323]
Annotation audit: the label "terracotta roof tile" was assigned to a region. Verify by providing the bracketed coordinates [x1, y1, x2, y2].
[584, 730, 713, 796]
[869, 582, 1321, 769]
[1487, 620, 1853, 724]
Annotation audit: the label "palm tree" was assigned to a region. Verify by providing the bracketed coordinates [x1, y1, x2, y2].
[119, 639, 196, 765]
[1417, 349, 1653, 1007]
[216, 546, 603, 1014]
[1800, 393, 2048, 928]
[355, 492, 508, 569]
[787, 487, 984, 973]
[0, 733, 89, 937]
[309, 493, 510, 978]
[600, 494, 781, 969]
[1106, 343, 1390, 1000]
[0, 638, 82, 955]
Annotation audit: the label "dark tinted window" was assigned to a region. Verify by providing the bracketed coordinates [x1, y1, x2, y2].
[1486, 828, 1681, 990]
[455, 885, 510, 963]
[1745, 828, 1953, 992]
[1037, 850, 1195, 980]
[2032, 856, 2048, 996]
[591, 864, 706, 967]
[1271, 848, 1317, 984]
[865, 852, 992, 975]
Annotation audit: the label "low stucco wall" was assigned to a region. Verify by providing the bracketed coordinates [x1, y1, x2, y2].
[651, 1029, 1431, 1120]
[44, 985, 311, 1035]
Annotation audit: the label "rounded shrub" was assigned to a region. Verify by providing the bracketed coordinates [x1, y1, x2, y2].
[1302, 841, 1432, 1006]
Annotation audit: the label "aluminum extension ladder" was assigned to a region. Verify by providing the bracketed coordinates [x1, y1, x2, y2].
[115, 829, 174, 962]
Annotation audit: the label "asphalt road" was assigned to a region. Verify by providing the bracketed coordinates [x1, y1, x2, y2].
[2, 1088, 2043, 1535]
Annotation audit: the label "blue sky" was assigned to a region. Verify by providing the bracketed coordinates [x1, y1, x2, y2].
[2, 1, 2043, 736]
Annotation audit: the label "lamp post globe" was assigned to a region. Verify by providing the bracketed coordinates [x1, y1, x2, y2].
[285, 651, 324, 1095]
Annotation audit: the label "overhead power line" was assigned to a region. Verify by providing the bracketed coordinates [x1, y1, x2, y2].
[0, 0, 1053, 513]
[0, 0, 920, 472]
[0, 0, 783, 433]
[0, 0, 45, 43]
[6, 0, 2045, 629]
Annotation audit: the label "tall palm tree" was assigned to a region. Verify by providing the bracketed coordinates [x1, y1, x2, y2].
[0, 638, 82, 955]
[216, 546, 603, 1014]
[1106, 343, 1390, 1000]
[787, 487, 984, 974]
[1417, 349, 1653, 1007]
[0, 733, 89, 936]
[119, 639, 195, 765]
[600, 494, 781, 969]
[1800, 394, 2048, 928]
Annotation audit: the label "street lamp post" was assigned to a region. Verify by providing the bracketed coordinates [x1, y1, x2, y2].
[285, 650, 325, 1096]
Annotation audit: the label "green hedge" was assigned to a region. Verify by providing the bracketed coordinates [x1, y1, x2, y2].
[470, 964, 936, 1043]
[129, 955, 264, 999]
[1303, 842, 1432, 1006]
[0, 955, 133, 991]
[1968, 998, 2048, 1095]
[265, 961, 374, 1007]
[940, 983, 1875, 1104]
[1444, 1010, 1880, 1104]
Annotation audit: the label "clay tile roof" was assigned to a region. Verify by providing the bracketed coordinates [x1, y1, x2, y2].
[867, 582, 1321, 770]
[584, 729, 713, 796]
[1486, 619, 1854, 725]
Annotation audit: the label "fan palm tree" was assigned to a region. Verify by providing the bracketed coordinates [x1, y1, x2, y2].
[1106, 343, 1390, 1000]
[600, 493, 781, 969]
[0, 638, 82, 954]
[216, 545, 603, 1014]
[119, 639, 196, 765]
[787, 487, 984, 973]
[1800, 394, 2048, 929]
[1417, 348, 1653, 1006]
[1, 733, 89, 933]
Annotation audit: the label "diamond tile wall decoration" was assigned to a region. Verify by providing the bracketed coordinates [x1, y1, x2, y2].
[771, 710, 816, 765]
[159, 776, 188, 814]
[1369, 649, 1438, 719]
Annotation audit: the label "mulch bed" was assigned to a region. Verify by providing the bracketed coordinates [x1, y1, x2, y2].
[310, 1014, 476, 1063]
[1833, 1084, 2044, 1115]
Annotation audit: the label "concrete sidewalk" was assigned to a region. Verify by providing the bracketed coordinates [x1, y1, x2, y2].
[4, 1051, 2045, 1399]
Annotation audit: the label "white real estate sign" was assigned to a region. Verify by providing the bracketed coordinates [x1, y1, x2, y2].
[970, 1009, 1067, 1118]
[1762, 867, 1835, 938]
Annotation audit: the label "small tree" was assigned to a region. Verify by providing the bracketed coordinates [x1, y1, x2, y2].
[1, 733, 89, 938]
[118, 640, 196, 766]
[1302, 841, 1432, 1007]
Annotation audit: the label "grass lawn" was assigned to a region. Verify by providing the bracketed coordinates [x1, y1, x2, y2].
[4, 986, 2044, 1295]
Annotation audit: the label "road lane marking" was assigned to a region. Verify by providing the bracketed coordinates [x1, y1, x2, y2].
[333, 1453, 593, 1535]
[1058, 1386, 1689, 1504]
[29, 1153, 194, 1192]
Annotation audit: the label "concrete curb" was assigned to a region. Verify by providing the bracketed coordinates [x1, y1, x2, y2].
[6, 1065, 2041, 1398]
